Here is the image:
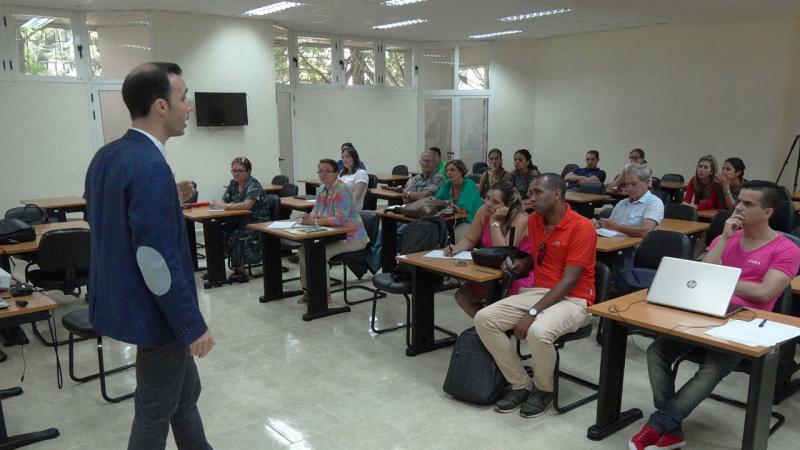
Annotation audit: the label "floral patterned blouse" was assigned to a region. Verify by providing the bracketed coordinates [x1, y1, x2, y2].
[222, 176, 269, 222]
[313, 179, 368, 245]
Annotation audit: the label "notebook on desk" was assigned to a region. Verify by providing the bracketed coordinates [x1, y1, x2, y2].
[647, 257, 743, 318]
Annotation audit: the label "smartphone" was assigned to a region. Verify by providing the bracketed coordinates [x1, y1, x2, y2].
[454, 260, 468, 267]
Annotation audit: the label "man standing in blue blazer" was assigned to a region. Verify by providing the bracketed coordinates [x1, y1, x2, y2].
[85, 62, 214, 450]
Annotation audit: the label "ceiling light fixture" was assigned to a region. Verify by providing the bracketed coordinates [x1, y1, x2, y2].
[243, 2, 303, 16]
[499, 8, 572, 22]
[383, 0, 427, 6]
[373, 18, 428, 30]
[469, 30, 522, 39]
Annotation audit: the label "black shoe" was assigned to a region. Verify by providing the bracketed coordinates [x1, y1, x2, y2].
[200, 272, 208, 280]
[0, 349, 7, 363]
[11, 326, 29, 345]
[228, 272, 249, 283]
[495, 388, 530, 413]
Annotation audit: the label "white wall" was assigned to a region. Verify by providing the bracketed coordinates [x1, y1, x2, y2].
[148, 11, 279, 199]
[526, 17, 800, 183]
[0, 81, 94, 213]
[291, 88, 418, 181]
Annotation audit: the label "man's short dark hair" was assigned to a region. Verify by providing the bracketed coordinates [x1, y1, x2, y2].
[429, 147, 442, 158]
[538, 173, 566, 200]
[742, 180, 784, 211]
[587, 150, 600, 160]
[122, 62, 182, 120]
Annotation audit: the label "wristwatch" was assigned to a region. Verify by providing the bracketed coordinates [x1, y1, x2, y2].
[529, 307, 538, 319]
[491, 221, 501, 229]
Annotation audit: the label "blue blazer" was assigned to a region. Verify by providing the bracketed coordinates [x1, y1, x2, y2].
[84, 129, 207, 346]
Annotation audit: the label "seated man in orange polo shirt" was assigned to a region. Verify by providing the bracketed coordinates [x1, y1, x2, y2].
[475, 173, 597, 418]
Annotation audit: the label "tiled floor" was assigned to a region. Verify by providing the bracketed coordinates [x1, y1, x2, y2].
[2, 259, 800, 449]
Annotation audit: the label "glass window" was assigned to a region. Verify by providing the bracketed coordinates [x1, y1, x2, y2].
[384, 43, 412, 87]
[343, 39, 375, 86]
[297, 35, 332, 85]
[87, 12, 151, 79]
[421, 47, 454, 90]
[458, 45, 489, 90]
[273, 25, 289, 85]
[13, 13, 76, 77]
[459, 98, 489, 170]
[424, 98, 453, 160]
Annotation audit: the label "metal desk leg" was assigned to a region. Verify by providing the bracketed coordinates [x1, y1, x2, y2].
[587, 318, 643, 440]
[405, 266, 456, 356]
[301, 239, 350, 321]
[260, 235, 302, 303]
[0, 256, 9, 273]
[742, 350, 779, 450]
[380, 217, 398, 273]
[202, 220, 229, 289]
[185, 219, 199, 271]
[0, 387, 60, 449]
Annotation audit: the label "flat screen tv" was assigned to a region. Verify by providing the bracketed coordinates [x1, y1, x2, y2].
[195, 92, 248, 126]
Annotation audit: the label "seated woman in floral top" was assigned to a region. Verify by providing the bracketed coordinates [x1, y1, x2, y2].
[298, 158, 369, 303]
[213, 156, 272, 283]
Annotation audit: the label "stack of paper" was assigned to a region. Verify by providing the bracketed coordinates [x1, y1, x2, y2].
[596, 228, 624, 237]
[423, 250, 473, 260]
[705, 319, 800, 347]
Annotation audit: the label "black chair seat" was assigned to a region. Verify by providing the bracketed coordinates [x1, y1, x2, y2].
[372, 272, 411, 294]
[555, 324, 593, 345]
[329, 248, 370, 264]
[62, 309, 97, 339]
[28, 269, 89, 291]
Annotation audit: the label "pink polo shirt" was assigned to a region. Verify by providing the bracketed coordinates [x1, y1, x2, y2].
[709, 230, 800, 311]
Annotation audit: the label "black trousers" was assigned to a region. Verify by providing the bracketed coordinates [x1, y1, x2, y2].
[128, 342, 212, 450]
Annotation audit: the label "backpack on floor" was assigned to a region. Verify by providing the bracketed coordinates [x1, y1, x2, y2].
[392, 215, 449, 282]
[443, 327, 508, 405]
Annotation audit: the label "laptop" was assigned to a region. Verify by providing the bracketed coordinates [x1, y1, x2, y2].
[646, 257, 743, 318]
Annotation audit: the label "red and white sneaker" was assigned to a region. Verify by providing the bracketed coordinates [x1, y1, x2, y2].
[629, 423, 660, 450]
[646, 432, 686, 450]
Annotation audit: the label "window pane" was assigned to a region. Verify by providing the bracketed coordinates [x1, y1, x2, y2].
[343, 39, 375, 86]
[13, 14, 76, 77]
[458, 45, 489, 90]
[385, 44, 411, 87]
[273, 25, 289, 85]
[297, 35, 332, 84]
[421, 48, 453, 90]
[87, 12, 151, 79]
[424, 98, 452, 160]
[459, 98, 489, 171]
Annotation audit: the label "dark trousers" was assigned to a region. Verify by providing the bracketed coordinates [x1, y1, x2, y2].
[128, 342, 212, 450]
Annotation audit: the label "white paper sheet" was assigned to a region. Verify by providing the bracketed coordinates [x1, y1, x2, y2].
[208, 206, 225, 212]
[705, 319, 800, 347]
[596, 228, 623, 237]
[423, 250, 473, 261]
[267, 220, 303, 229]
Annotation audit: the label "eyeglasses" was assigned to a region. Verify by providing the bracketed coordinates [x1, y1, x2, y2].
[537, 242, 546, 265]
[317, 169, 336, 174]
[231, 169, 247, 173]
[419, 159, 434, 164]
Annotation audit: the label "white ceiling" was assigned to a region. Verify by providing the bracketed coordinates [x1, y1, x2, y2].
[2, 0, 799, 42]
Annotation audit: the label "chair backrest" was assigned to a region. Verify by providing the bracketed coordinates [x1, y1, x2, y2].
[263, 194, 281, 221]
[37, 228, 91, 278]
[594, 262, 612, 304]
[360, 210, 379, 249]
[472, 162, 489, 175]
[661, 173, 684, 183]
[363, 174, 379, 211]
[5, 204, 47, 225]
[578, 182, 605, 195]
[597, 206, 613, 219]
[664, 204, 698, 222]
[392, 165, 409, 176]
[650, 176, 661, 192]
[705, 209, 733, 248]
[768, 200, 794, 233]
[189, 181, 199, 203]
[561, 164, 579, 178]
[651, 190, 670, 205]
[271, 175, 289, 186]
[466, 173, 482, 185]
[279, 183, 298, 198]
[633, 230, 692, 269]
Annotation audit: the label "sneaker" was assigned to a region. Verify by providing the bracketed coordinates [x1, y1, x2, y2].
[520, 388, 552, 418]
[646, 432, 686, 450]
[495, 388, 529, 413]
[628, 423, 661, 450]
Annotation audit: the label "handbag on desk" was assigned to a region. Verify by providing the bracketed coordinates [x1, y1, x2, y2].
[400, 197, 450, 218]
[470, 227, 528, 269]
[0, 218, 35, 244]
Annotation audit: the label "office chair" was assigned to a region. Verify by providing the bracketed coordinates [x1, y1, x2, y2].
[271, 175, 289, 186]
[578, 182, 605, 195]
[362, 175, 379, 211]
[664, 204, 698, 222]
[561, 164, 579, 178]
[328, 211, 386, 305]
[472, 162, 489, 175]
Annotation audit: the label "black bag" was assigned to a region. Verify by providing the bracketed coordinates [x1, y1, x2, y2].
[616, 267, 657, 294]
[392, 216, 449, 281]
[470, 227, 529, 269]
[0, 218, 36, 244]
[443, 327, 507, 405]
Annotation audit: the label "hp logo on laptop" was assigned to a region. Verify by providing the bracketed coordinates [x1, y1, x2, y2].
[686, 280, 697, 289]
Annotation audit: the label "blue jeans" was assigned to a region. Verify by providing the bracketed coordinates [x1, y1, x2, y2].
[646, 336, 742, 435]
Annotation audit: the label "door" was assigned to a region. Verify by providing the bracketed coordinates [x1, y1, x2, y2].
[276, 90, 294, 182]
[458, 97, 488, 172]
[90, 85, 128, 148]
[424, 98, 453, 161]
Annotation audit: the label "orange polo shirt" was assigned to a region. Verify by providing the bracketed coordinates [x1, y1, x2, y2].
[529, 203, 597, 304]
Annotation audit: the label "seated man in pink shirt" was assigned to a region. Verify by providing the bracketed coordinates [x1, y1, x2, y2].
[630, 180, 800, 450]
